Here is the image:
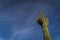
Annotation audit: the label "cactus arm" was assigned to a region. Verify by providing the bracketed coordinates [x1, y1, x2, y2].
[36, 11, 51, 40]
[42, 25, 51, 40]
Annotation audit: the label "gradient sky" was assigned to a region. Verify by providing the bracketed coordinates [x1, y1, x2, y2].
[0, 0, 60, 40]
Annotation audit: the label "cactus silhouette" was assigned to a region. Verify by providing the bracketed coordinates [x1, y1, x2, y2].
[36, 11, 51, 40]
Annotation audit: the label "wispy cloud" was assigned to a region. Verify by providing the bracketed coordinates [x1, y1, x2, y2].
[10, 26, 36, 40]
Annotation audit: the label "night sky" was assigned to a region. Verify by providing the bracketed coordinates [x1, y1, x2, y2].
[0, 0, 60, 40]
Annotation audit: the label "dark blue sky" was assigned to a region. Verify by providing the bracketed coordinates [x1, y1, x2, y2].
[0, 0, 60, 40]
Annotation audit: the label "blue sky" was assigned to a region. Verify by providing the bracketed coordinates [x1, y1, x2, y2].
[0, 0, 60, 40]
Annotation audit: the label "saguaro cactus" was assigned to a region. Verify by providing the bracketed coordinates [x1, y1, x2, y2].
[36, 11, 51, 40]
